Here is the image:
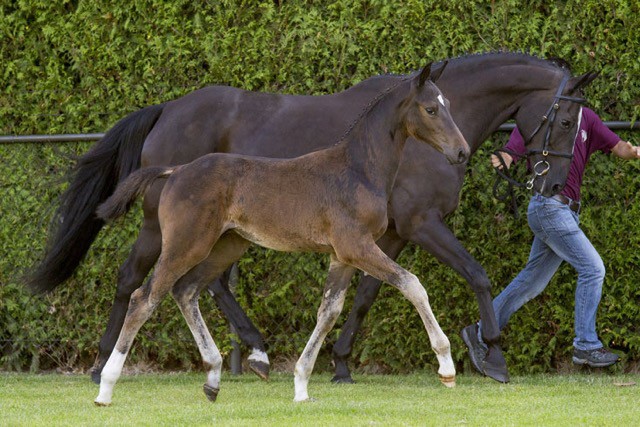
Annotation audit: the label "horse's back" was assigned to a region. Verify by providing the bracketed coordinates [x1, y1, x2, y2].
[141, 76, 401, 167]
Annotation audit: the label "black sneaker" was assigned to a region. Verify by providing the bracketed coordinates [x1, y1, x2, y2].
[461, 323, 487, 375]
[572, 347, 619, 368]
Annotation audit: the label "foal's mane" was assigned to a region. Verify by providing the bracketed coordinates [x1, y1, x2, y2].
[333, 75, 411, 146]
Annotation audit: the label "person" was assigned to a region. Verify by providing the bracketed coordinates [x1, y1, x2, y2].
[462, 106, 640, 373]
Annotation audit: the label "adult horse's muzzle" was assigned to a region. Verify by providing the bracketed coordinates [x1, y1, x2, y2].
[527, 154, 571, 197]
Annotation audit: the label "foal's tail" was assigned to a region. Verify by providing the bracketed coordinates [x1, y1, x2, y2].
[97, 166, 175, 221]
[26, 104, 165, 294]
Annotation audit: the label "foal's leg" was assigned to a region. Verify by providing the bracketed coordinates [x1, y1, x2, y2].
[331, 228, 408, 383]
[95, 221, 224, 405]
[94, 259, 185, 406]
[172, 273, 224, 402]
[91, 184, 163, 383]
[294, 257, 356, 402]
[336, 240, 455, 387]
[395, 212, 507, 382]
[174, 232, 254, 399]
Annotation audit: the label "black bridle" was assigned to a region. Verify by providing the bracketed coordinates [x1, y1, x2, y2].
[492, 74, 587, 214]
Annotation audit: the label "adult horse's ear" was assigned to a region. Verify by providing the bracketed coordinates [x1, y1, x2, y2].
[568, 70, 599, 92]
[429, 61, 448, 83]
[418, 62, 432, 87]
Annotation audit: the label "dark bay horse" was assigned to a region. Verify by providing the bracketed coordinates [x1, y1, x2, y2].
[27, 53, 595, 384]
[93, 65, 469, 405]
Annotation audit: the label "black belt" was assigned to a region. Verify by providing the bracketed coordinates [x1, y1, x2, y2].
[551, 194, 581, 213]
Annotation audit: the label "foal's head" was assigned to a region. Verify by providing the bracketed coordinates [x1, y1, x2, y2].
[401, 63, 469, 165]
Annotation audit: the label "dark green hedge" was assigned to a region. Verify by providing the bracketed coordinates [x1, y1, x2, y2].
[1, 0, 639, 375]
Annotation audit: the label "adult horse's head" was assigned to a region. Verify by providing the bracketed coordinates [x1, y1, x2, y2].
[514, 67, 598, 196]
[402, 63, 470, 165]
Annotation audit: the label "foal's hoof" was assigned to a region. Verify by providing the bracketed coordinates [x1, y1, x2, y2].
[330, 374, 355, 384]
[439, 375, 456, 388]
[94, 400, 111, 407]
[248, 360, 270, 381]
[203, 384, 220, 402]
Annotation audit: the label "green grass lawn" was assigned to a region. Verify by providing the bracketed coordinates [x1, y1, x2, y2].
[1, 371, 638, 426]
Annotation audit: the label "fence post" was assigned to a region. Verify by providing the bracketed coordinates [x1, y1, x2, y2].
[228, 263, 242, 375]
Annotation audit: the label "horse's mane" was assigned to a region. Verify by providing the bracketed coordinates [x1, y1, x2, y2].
[370, 51, 570, 81]
[432, 51, 570, 76]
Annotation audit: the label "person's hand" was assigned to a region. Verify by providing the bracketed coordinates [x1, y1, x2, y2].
[491, 152, 513, 169]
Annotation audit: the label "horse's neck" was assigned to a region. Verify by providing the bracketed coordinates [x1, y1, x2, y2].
[438, 60, 561, 153]
[340, 85, 408, 195]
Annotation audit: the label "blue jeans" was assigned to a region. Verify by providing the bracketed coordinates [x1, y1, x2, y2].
[480, 194, 605, 351]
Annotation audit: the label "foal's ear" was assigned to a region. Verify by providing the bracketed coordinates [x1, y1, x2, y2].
[429, 60, 448, 83]
[568, 70, 599, 92]
[418, 62, 432, 87]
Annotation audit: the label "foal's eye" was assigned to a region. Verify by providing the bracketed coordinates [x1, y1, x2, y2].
[424, 107, 436, 116]
[560, 119, 571, 129]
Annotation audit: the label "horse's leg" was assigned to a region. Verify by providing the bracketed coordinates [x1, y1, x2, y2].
[208, 268, 270, 380]
[396, 211, 507, 383]
[91, 185, 163, 384]
[336, 239, 455, 387]
[331, 228, 408, 383]
[294, 257, 356, 402]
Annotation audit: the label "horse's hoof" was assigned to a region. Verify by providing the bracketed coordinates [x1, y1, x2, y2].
[203, 384, 220, 402]
[483, 349, 510, 383]
[483, 364, 510, 383]
[439, 375, 456, 388]
[94, 400, 111, 407]
[330, 375, 355, 384]
[90, 368, 102, 385]
[248, 360, 270, 381]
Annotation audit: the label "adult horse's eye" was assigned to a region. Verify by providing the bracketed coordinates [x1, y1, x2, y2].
[560, 119, 571, 129]
[424, 107, 436, 116]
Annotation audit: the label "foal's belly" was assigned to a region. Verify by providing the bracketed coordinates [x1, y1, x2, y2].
[231, 225, 334, 254]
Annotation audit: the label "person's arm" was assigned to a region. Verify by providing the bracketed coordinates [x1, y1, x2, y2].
[491, 128, 525, 169]
[611, 140, 640, 160]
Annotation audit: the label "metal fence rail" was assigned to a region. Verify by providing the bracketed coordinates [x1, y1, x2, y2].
[1, 122, 639, 144]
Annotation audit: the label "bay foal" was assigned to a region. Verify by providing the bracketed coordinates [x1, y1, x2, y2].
[93, 64, 469, 405]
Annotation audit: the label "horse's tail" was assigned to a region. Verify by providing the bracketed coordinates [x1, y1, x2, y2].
[96, 166, 175, 221]
[26, 103, 166, 294]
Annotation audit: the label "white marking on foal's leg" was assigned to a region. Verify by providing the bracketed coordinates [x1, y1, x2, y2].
[398, 273, 456, 386]
[293, 368, 311, 402]
[94, 350, 127, 406]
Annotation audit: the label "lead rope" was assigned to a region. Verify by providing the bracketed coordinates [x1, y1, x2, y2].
[491, 148, 527, 218]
